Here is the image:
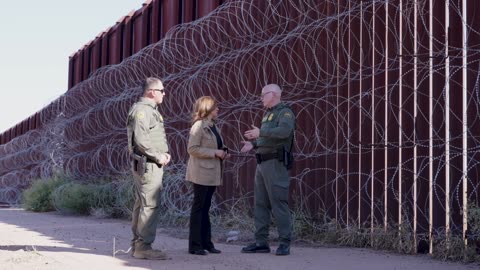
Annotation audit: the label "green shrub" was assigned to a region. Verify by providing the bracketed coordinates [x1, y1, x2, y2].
[22, 176, 67, 212]
[89, 180, 134, 218]
[112, 180, 134, 218]
[89, 182, 117, 217]
[51, 182, 94, 215]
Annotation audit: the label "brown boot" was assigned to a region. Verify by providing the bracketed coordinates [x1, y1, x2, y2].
[133, 249, 169, 260]
[130, 246, 135, 257]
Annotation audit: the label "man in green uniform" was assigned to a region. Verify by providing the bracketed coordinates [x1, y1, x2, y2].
[240, 84, 295, 256]
[127, 77, 171, 260]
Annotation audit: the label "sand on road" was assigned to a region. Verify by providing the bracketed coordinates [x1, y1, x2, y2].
[0, 208, 477, 270]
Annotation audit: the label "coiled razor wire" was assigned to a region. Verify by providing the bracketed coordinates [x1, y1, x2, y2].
[0, 0, 479, 238]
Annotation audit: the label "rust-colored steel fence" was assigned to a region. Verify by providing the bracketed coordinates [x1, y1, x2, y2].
[1, 0, 479, 254]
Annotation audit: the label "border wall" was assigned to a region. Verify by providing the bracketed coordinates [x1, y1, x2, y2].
[1, 0, 479, 253]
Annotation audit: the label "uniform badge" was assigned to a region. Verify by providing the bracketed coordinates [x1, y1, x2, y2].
[284, 112, 292, 118]
[136, 112, 145, 120]
[268, 114, 274, 121]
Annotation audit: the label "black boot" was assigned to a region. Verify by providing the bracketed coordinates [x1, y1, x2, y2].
[241, 243, 271, 253]
[275, 244, 290, 256]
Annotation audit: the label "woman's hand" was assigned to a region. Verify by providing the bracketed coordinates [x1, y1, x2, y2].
[214, 149, 227, 159]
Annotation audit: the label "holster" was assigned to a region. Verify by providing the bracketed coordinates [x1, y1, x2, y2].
[131, 153, 147, 176]
[278, 146, 294, 170]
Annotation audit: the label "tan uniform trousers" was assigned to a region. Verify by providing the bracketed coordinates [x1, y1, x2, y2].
[131, 161, 164, 250]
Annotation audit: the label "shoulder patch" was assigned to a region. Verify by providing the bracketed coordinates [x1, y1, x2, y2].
[136, 111, 146, 120]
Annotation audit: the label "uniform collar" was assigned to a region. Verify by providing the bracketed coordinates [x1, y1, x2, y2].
[139, 97, 157, 109]
[267, 102, 285, 111]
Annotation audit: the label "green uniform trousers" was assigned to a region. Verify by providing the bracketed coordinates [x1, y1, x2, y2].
[131, 162, 164, 250]
[254, 158, 292, 246]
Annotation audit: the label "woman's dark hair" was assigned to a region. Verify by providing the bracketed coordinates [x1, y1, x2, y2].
[192, 96, 216, 124]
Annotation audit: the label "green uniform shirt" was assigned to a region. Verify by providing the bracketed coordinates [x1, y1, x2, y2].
[255, 102, 295, 154]
[127, 97, 169, 164]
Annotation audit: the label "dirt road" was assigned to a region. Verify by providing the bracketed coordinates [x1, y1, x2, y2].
[0, 208, 477, 270]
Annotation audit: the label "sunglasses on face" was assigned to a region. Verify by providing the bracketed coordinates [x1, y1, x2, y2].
[150, 89, 165, 94]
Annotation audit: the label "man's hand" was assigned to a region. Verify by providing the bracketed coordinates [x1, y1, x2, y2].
[244, 124, 260, 140]
[164, 153, 171, 164]
[240, 141, 254, 153]
[159, 153, 171, 166]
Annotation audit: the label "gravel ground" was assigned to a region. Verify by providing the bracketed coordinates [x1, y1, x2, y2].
[0, 208, 478, 270]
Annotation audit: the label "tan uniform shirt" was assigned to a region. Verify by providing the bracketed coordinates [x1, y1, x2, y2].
[127, 97, 169, 164]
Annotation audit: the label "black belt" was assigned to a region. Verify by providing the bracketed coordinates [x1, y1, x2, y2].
[147, 159, 163, 168]
[134, 154, 162, 168]
[255, 153, 278, 164]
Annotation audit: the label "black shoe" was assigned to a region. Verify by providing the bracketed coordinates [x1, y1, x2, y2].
[241, 243, 271, 253]
[206, 247, 221, 254]
[189, 249, 207, 255]
[275, 244, 290, 256]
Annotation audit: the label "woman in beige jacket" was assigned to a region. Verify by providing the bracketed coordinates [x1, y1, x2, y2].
[186, 96, 228, 255]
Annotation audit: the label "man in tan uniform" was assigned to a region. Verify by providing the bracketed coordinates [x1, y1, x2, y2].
[127, 77, 171, 260]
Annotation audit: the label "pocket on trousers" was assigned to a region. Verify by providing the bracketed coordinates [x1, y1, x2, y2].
[141, 163, 155, 184]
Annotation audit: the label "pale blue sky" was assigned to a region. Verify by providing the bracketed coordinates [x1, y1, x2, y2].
[0, 0, 145, 133]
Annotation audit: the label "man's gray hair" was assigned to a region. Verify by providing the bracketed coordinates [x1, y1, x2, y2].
[264, 84, 282, 94]
[143, 77, 162, 92]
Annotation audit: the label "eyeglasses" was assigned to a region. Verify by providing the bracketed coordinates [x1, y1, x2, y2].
[150, 88, 165, 94]
[261, 91, 274, 98]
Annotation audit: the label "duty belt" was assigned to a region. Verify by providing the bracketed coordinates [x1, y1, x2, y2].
[146, 157, 163, 168]
[133, 152, 162, 167]
[255, 152, 278, 164]
[146, 157, 157, 163]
